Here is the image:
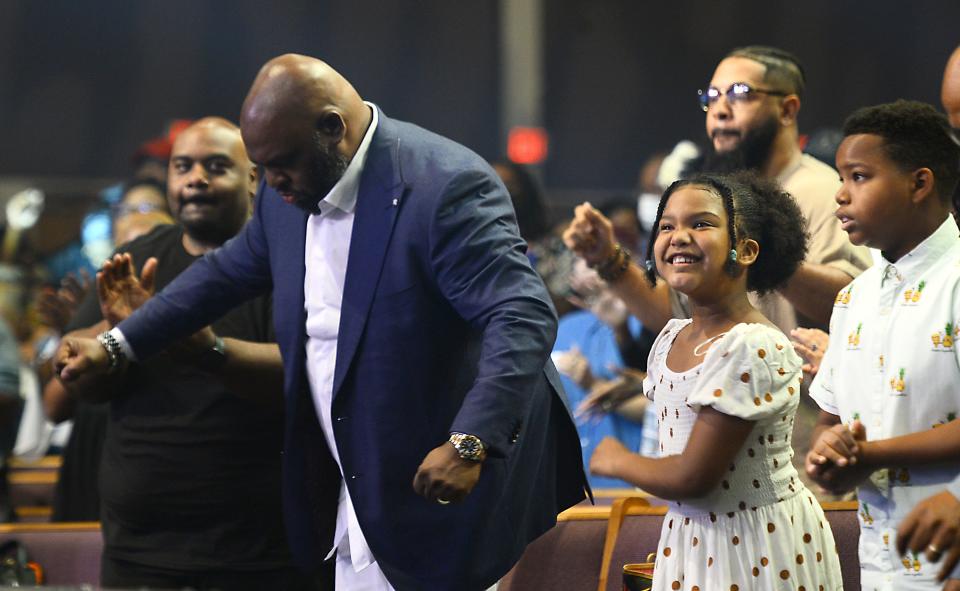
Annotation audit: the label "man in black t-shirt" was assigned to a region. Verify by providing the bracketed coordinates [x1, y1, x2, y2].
[62, 118, 328, 590]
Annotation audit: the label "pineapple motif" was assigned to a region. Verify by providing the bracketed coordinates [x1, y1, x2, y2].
[883, 533, 890, 546]
[904, 281, 925, 304]
[932, 323, 956, 350]
[848, 323, 863, 348]
[889, 368, 906, 394]
[902, 550, 922, 572]
[860, 502, 874, 525]
[836, 286, 853, 305]
[912, 281, 925, 303]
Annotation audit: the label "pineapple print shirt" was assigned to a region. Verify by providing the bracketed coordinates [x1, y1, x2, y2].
[810, 214, 960, 590]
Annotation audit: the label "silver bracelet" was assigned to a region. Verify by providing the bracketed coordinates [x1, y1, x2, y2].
[96, 331, 127, 374]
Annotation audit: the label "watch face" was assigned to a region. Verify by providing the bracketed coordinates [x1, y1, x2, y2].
[461, 439, 481, 456]
[454, 434, 484, 460]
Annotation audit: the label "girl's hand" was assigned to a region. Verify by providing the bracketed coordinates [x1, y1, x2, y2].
[589, 436, 631, 478]
[562, 203, 617, 266]
[945, 579, 960, 591]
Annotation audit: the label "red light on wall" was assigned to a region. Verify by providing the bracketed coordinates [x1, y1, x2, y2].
[507, 127, 549, 164]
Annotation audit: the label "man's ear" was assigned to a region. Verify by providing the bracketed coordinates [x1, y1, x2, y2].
[316, 111, 346, 142]
[780, 95, 801, 126]
[247, 163, 259, 199]
[737, 238, 760, 266]
[910, 168, 935, 205]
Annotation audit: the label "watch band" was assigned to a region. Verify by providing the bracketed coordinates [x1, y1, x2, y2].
[96, 331, 127, 374]
[197, 335, 228, 370]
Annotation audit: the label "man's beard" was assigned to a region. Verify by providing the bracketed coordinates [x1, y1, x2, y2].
[290, 133, 350, 213]
[702, 115, 779, 174]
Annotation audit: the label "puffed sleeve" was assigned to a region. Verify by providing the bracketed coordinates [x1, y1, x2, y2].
[686, 324, 802, 420]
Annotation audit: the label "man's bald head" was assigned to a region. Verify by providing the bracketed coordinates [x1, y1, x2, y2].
[239, 54, 373, 212]
[168, 116, 257, 251]
[942, 46, 960, 129]
[174, 117, 246, 155]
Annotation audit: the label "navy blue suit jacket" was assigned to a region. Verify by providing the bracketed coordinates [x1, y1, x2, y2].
[118, 110, 588, 590]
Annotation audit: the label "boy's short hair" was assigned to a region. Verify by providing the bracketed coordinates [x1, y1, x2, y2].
[842, 100, 960, 205]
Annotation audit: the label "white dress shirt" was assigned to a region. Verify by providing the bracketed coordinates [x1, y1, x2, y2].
[300, 104, 394, 585]
[810, 215, 960, 589]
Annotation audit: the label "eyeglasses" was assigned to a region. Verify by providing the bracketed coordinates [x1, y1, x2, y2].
[111, 202, 168, 218]
[697, 82, 788, 112]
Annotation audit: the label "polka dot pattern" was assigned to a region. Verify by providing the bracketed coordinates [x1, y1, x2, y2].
[643, 320, 841, 590]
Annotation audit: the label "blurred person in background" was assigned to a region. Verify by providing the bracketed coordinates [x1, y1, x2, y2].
[48, 118, 325, 589]
[492, 160, 579, 319]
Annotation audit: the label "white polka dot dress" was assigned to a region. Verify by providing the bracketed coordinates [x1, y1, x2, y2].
[644, 320, 843, 591]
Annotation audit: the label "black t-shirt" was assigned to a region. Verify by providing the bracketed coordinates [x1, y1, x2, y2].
[67, 224, 290, 571]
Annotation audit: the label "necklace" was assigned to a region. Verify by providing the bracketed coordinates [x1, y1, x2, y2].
[692, 332, 728, 357]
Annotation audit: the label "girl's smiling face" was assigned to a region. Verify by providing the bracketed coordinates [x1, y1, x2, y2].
[653, 185, 742, 300]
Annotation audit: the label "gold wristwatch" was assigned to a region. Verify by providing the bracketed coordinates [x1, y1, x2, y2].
[449, 432, 486, 462]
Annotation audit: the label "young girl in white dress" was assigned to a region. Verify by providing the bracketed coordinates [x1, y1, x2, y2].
[589, 172, 843, 590]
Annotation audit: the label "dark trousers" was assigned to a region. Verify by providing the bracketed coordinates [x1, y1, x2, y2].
[101, 555, 334, 591]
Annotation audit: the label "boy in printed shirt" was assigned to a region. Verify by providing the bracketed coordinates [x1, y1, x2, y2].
[807, 100, 960, 590]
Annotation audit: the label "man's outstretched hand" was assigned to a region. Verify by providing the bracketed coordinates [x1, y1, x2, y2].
[412, 443, 482, 504]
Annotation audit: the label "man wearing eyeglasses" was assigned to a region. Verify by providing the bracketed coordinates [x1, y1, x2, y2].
[565, 46, 871, 500]
[567, 45, 870, 335]
[698, 46, 871, 331]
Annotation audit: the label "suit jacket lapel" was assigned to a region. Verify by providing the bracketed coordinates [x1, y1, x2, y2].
[333, 112, 404, 400]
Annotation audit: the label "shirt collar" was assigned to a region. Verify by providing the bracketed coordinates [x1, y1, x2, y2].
[880, 214, 960, 283]
[316, 102, 379, 216]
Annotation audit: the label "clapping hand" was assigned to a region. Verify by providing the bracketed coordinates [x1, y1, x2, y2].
[36, 270, 91, 333]
[97, 253, 158, 327]
[790, 327, 829, 378]
[805, 419, 871, 494]
[575, 368, 645, 420]
[555, 347, 594, 390]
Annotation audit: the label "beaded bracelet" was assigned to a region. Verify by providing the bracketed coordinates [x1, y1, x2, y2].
[594, 244, 632, 283]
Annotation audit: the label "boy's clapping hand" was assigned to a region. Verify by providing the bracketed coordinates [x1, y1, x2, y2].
[805, 420, 872, 494]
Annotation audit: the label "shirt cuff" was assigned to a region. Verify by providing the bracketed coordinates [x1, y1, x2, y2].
[108, 327, 138, 362]
[946, 477, 960, 503]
